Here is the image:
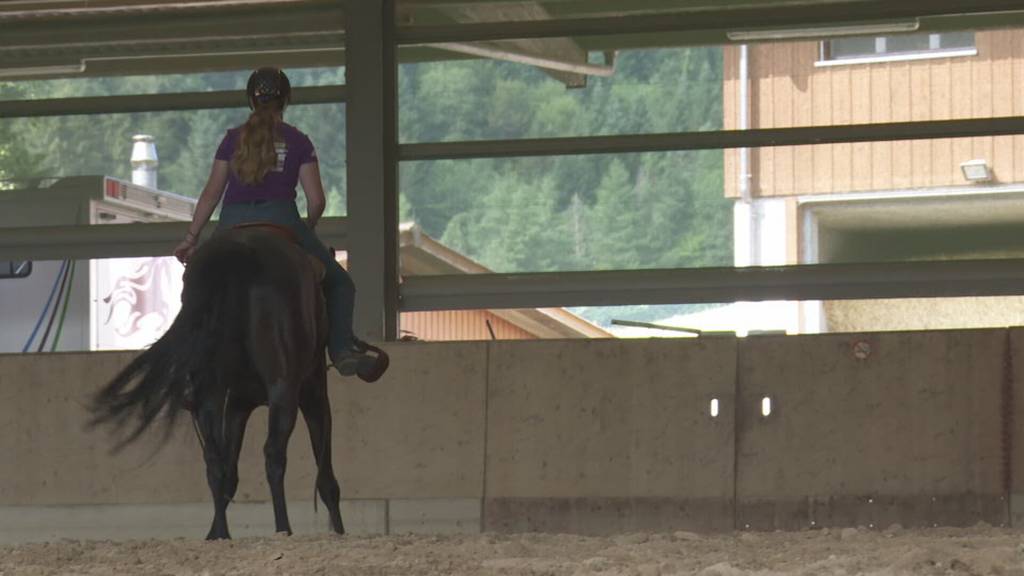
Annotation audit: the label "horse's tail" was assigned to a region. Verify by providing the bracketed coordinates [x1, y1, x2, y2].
[89, 236, 261, 451]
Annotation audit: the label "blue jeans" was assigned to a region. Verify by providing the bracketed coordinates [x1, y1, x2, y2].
[217, 200, 356, 358]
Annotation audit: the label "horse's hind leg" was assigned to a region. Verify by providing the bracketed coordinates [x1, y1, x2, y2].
[195, 390, 231, 540]
[299, 365, 344, 535]
[224, 392, 255, 506]
[265, 386, 300, 535]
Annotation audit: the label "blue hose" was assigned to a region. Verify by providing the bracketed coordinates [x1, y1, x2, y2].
[22, 260, 68, 353]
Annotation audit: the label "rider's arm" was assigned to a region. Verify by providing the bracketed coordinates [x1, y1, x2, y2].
[298, 161, 326, 230]
[185, 159, 230, 243]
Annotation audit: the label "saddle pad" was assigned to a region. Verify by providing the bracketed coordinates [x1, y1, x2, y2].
[232, 221, 299, 244]
[232, 222, 325, 282]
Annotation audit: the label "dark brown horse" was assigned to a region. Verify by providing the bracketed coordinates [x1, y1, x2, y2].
[90, 227, 350, 539]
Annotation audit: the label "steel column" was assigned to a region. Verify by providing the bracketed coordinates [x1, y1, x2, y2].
[344, 0, 400, 341]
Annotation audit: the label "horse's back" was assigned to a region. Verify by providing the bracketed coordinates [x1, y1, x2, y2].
[201, 227, 327, 389]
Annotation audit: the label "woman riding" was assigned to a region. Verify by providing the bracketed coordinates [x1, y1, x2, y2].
[174, 66, 379, 379]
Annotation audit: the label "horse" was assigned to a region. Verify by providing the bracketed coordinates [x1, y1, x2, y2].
[90, 226, 365, 540]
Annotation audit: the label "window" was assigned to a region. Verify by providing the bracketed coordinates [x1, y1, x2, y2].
[821, 32, 976, 64]
[0, 260, 32, 279]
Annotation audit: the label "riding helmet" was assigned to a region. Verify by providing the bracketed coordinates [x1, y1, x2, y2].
[246, 67, 291, 110]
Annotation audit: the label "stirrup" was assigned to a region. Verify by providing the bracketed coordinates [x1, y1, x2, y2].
[353, 338, 389, 383]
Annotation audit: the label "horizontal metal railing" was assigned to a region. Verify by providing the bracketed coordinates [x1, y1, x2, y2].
[0, 217, 349, 260]
[0, 84, 347, 118]
[399, 259, 1024, 311]
[400, 117, 1024, 161]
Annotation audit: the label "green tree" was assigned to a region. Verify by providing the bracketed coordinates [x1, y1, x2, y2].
[0, 83, 45, 185]
[3, 71, 343, 212]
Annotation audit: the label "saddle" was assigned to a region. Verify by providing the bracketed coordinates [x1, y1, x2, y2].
[232, 222, 325, 282]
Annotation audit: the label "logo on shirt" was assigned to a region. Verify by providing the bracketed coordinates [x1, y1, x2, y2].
[274, 141, 287, 172]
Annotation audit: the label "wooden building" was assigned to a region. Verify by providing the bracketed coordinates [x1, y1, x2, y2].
[346, 224, 611, 341]
[722, 29, 1024, 332]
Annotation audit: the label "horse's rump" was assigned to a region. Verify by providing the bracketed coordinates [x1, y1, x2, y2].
[90, 228, 326, 448]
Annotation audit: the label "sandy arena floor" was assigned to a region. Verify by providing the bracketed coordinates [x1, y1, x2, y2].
[3, 526, 1024, 575]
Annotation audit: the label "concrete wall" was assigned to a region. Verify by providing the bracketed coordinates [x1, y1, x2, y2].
[483, 339, 736, 534]
[737, 330, 1008, 530]
[0, 331, 1016, 541]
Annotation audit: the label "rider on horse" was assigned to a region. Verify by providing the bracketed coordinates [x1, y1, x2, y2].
[174, 67, 381, 379]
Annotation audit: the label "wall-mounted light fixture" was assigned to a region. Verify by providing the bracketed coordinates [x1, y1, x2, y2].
[960, 159, 993, 183]
[0, 63, 85, 79]
[727, 20, 919, 42]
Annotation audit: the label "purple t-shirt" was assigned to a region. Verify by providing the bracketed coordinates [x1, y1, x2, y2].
[215, 122, 317, 204]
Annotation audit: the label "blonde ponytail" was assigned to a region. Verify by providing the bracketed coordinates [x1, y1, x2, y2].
[231, 103, 281, 185]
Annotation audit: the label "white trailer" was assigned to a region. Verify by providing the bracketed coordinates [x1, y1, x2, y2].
[0, 175, 195, 353]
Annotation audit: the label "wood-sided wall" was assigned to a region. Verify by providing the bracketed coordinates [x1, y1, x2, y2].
[724, 29, 1024, 198]
[400, 310, 535, 341]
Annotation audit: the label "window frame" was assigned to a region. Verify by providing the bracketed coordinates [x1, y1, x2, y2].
[816, 32, 977, 67]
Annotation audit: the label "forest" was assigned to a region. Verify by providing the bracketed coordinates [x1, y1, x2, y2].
[0, 47, 732, 325]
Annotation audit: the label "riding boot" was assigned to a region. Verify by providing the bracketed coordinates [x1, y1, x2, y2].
[330, 337, 389, 382]
[330, 347, 378, 377]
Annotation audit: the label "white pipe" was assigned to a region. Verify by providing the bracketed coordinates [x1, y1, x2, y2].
[431, 42, 615, 77]
[738, 43, 759, 267]
[738, 44, 751, 203]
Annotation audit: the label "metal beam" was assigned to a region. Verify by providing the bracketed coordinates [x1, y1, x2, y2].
[345, 0, 401, 341]
[0, 32, 343, 73]
[431, 42, 613, 77]
[0, 1, 341, 48]
[0, 1, 345, 77]
[0, 0, 312, 18]
[427, 2, 597, 87]
[7, 220, 1024, 311]
[396, 0, 1024, 44]
[0, 217, 349, 260]
[0, 47, 471, 81]
[399, 116, 1024, 161]
[0, 85, 347, 118]
[399, 259, 1024, 311]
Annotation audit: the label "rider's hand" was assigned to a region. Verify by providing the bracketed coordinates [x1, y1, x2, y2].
[174, 237, 197, 264]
